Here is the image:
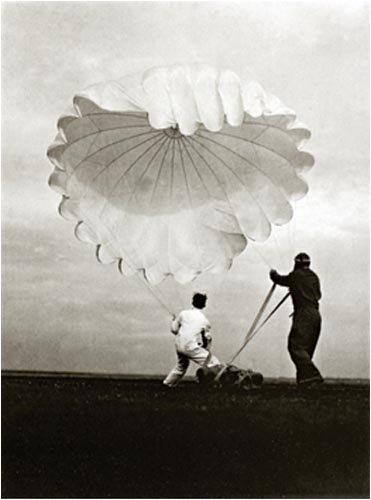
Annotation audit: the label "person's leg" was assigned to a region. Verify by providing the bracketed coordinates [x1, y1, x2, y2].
[308, 315, 321, 359]
[288, 311, 322, 384]
[187, 345, 221, 369]
[163, 352, 190, 386]
[288, 337, 322, 383]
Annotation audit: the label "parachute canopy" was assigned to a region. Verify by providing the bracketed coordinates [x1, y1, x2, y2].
[48, 64, 314, 284]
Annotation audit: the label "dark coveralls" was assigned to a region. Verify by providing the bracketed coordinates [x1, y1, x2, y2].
[270, 268, 323, 384]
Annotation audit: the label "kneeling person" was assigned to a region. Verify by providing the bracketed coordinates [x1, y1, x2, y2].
[163, 293, 221, 387]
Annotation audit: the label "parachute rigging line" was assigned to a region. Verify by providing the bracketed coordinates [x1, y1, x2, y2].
[95, 219, 179, 318]
[215, 283, 276, 381]
[250, 245, 274, 269]
[245, 291, 291, 344]
[118, 258, 176, 317]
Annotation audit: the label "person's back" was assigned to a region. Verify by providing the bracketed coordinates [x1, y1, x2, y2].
[172, 308, 210, 348]
[288, 268, 321, 311]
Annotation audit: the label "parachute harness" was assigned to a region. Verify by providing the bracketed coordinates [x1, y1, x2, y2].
[118, 256, 178, 317]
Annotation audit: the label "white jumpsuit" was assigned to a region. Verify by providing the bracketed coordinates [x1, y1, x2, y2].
[163, 307, 221, 386]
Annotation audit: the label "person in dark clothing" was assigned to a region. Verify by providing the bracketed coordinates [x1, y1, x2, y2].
[269, 252, 323, 386]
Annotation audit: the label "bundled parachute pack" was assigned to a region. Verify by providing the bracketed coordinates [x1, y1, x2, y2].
[196, 364, 264, 390]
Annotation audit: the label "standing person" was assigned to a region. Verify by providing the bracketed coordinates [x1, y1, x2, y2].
[269, 253, 323, 386]
[163, 293, 221, 387]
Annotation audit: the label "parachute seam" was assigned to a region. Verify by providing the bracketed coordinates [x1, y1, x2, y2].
[95, 134, 169, 221]
[237, 122, 271, 143]
[181, 136, 247, 245]
[193, 132, 297, 205]
[149, 138, 173, 207]
[180, 137, 213, 198]
[176, 138, 203, 274]
[50, 131, 163, 188]
[60, 134, 165, 228]
[176, 138, 193, 208]
[242, 118, 306, 149]
[50, 124, 155, 153]
[69, 130, 163, 176]
[101, 135, 169, 228]
[170, 140, 176, 202]
[182, 137, 236, 273]
[199, 128, 305, 168]
[187, 135, 272, 237]
[181, 136, 240, 221]
[192, 132, 294, 229]
[197, 130, 308, 203]
[196, 130, 289, 172]
[97, 138, 173, 286]
[78, 117, 104, 167]
[78, 137, 171, 289]
[62, 132, 164, 195]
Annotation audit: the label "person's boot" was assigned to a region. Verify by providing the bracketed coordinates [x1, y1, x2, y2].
[297, 375, 324, 389]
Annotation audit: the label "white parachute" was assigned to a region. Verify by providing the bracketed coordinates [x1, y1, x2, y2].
[48, 64, 314, 284]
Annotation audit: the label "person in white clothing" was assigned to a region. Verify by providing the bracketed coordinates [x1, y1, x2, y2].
[163, 293, 221, 387]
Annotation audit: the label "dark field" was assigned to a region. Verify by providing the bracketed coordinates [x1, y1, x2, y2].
[2, 373, 369, 498]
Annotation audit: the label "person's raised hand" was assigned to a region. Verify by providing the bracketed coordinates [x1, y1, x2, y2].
[269, 269, 277, 279]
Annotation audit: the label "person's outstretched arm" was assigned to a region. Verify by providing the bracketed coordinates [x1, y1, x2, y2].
[269, 269, 291, 287]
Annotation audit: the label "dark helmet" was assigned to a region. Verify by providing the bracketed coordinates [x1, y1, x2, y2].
[192, 292, 207, 309]
[294, 252, 311, 267]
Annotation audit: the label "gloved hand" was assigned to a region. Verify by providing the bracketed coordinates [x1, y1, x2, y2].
[269, 269, 277, 280]
[201, 330, 212, 349]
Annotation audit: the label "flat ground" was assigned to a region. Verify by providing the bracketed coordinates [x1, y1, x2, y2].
[2, 373, 369, 498]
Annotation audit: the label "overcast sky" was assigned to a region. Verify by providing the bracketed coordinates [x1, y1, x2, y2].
[2, 0, 369, 378]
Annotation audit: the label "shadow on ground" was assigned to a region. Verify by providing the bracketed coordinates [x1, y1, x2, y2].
[2, 373, 369, 498]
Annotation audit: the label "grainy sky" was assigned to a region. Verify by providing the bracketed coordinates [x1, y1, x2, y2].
[2, 0, 369, 378]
